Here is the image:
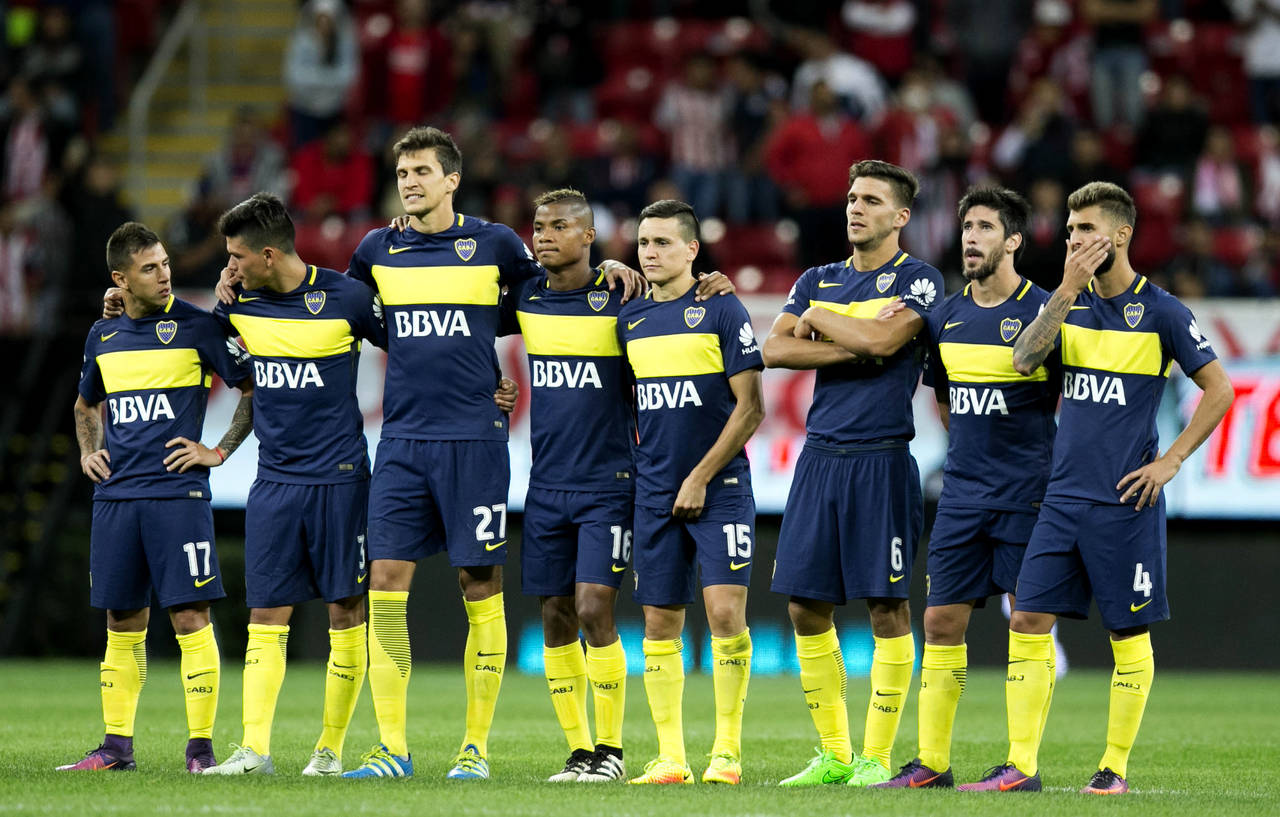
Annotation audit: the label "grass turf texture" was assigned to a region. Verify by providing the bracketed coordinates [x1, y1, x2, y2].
[2, 661, 1277, 816]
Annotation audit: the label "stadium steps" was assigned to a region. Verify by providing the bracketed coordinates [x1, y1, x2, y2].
[99, 0, 295, 226]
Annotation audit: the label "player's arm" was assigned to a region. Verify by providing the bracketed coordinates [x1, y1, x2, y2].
[794, 304, 924, 359]
[165, 382, 255, 473]
[73, 395, 111, 482]
[1013, 235, 1109, 375]
[1117, 359, 1234, 511]
[494, 376, 517, 413]
[761, 311, 858, 369]
[672, 369, 765, 519]
[936, 399, 950, 433]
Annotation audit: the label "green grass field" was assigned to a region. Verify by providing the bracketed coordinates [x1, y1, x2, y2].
[2, 660, 1277, 816]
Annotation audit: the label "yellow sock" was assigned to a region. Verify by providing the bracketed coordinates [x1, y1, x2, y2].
[586, 638, 627, 750]
[242, 623, 288, 756]
[1099, 632, 1154, 778]
[710, 629, 751, 759]
[862, 632, 914, 769]
[795, 628, 852, 763]
[317, 625, 367, 756]
[176, 624, 219, 740]
[642, 638, 685, 765]
[544, 641, 592, 752]
[462, 593, 506, 757]
[1036, 639, 1057, 755]
[1006, 630, 1053, 775]
[101, 629, 147, 737]
[917, 642, 966, 772]
[368, 590, 411, 757]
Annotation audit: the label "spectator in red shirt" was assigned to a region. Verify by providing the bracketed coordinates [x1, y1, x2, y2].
[383, 0, 453, 126]
[290, 123, 374, 222]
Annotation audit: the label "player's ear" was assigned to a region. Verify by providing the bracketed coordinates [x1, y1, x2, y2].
[894, 206, 911, 230]
[687, 239, 699, 263]
[583, 226, 596, 246]
[445, 172, 461, 194]
[110, 269, 128, 290]
[1007, 231, 1023, 253]
[1113, 223, 1133, 249]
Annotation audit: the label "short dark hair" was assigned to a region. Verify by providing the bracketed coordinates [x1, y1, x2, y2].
[638, 199, 699, 242]
[957, 185, 1032, 261]
[1067, 181, 1137, 228]
[106, 221, 161, 274]
[217, 192, 295, 253]
[848, 159, 920, 208]
[533, 187, 594, 228]
[392, 126, 463, 176]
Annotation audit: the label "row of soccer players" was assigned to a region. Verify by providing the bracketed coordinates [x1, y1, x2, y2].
[67, 128, 1233, 793]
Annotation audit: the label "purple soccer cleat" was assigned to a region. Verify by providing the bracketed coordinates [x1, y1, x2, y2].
[57, 744, 137, 772]
[956, 763, 1041, 792]
[186, 737, 217, 773]
[1081, 767, 1129, 795]
[870, 758, 954, 789]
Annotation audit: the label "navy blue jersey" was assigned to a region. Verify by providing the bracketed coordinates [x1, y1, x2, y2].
[348, 215, 541, 441]
[501, 271, 635, 492]
[782, 251, 944, 445]
[213, 265, 385, 484]
[78, 296, 252, 501]
[618, 287, 763, 509]
[1045, 275, 1217, 505]
[923, 277, 1060, 512]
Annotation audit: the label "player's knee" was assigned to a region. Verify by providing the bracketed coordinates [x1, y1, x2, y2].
[106, 608, 149, 632]
[168, 604, 210, 635]
[787, 599, 833, 635]
[328, 597, 366, 629]
[705, 600, 747, 637]
[923, 607, 966, 645]
[540, 596, 578, 644]
[1009, 610, 1055, 634]
[867, 598, 911, 637]
[575, 592, 615, 636]
[459, 564, 502, 600]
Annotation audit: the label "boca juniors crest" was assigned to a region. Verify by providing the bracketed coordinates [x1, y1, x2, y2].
[155, 320, 178, 345]
[876, 272, 896, 293]
[684, 306, 706, 328]
[454, 237, 477, 262]
[1000, 317, 1022, 343]
[587, 290, 609, 312]
[1124, 303, 1144, 328]
[305, 290, 326, 315]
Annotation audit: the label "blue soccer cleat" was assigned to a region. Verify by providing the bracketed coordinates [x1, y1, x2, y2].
[447, 744, 490, 780]
[340, 743, 413, 779]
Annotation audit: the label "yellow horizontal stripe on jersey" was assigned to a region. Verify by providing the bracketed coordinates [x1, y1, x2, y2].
[517, 311, 621, 357]
[627, 333, 723, 378]
[809, 297, 897, 319]
[97, 348, 204, 394]
[371, 264, 500, 306]
[938, 342, 1048, 383]
[1061, 325, 1163, 376]
[229, 314, 354, 359]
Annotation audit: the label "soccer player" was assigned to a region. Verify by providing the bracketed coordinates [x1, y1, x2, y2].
[762, 160, 944, 787]
[617, 200, 764, 786]
[500, 189, 735, 783]
[64, 222, 253, 773]
[870, 187, 1059, 789]
[198, 193, 386, 776]
[957, 181, 1233, 794]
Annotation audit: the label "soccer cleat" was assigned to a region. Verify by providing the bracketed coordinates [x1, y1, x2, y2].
[202, 744, 274, 775]
[57, 744, 137, 772]
[577, 746, 625, 782]
[870, 757, 954, 789]
[1081, 767, 1129, 795]
[548, 748, 594, 782]
[701, 753, 742, 784]
[846, 754, 893, 787]
[446, 744, 489, 780]
[340, 743, 413, 779]
[185, 738, 216, 774]
[956, 762, 1042, 792]
[778, 748, 855, 786]
[628, 757, 693, 784]
[302, 747, 342, 777]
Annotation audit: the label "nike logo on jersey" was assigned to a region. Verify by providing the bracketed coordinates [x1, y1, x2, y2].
[1130, 599, 1153, 612]
[611, 564, 626, 573]
[943, 321, 964, 330]
[100, 331, 119, 342]
[186, 670, 215, 680]
[1069, 305, 1090, 311]
[816, 280, 842, 288]
[889, 573, 905, 583]
[357, 572, 367, 584]
[527, 295, 541, 300]
[194, 576, 217, 588]
[729, 561, 750, 571]
[626, 318, 646, 330]
[485, 540, 506, 551]
[237, 294, 260, 303]
[388, 245, 413, 254]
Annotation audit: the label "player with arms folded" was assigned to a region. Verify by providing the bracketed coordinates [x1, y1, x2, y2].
[63, 222, 253, 773]
[958, 181, 1233, 794]
[617, 200, 764, 786]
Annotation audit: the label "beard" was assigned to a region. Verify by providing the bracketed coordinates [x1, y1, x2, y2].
[962, 245, 1004, 282]
[1095, 247, 1117, 274]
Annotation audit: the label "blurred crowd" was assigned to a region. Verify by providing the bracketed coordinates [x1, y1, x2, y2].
[4, 0, 1280, 336]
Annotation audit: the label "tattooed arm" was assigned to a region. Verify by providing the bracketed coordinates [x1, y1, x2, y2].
[164, 385, 255, 473]
[1012, 235, 1110, 375]
[74, 396, 111, 483]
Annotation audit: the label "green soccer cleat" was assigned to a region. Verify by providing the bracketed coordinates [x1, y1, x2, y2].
[302, 747, 342, 776]
[846, 754, 893, 787]
[778, 748, 855, 786]
[202, 744, 274, 775]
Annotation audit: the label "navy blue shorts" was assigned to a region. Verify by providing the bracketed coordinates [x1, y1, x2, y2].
[771, 443, 923, 603]
[926, 506, 1036, 607]
[244, 479, 368, 608]
[522, 487, 633, 597]
[1016, 498, 1169, 630]
[90, 499, 224, 610]
[368, 438, 511, 567]
[632, 496, 755, 607]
